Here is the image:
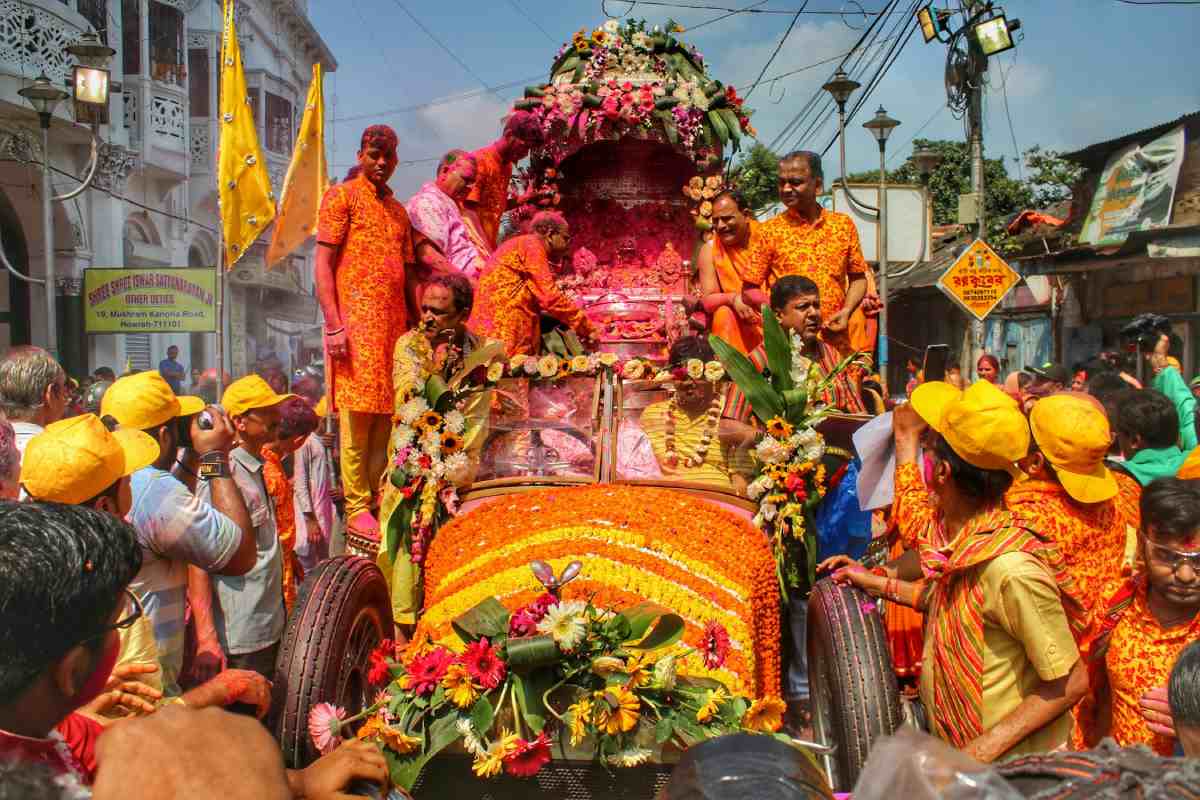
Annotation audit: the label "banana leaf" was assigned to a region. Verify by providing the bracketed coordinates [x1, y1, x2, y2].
[384, 500, 415, 563]
[618, 601, 671, 642]
[542, 330, 569, 358]
[387, 711, 462, 790]
[781, 387, 809, 424]
[505, 635, 560, 673]
[470, 695, 494, 734]
[426, 374, 449, 412]
[761, 306, 793, 394]
[451, 597, 510, 643]
[561, 329, 585, 357]
[512, 671, 552, 733]
[448, 341, 505, 390]
[710, 333, 783, 424]
[618, 601, 685, 651]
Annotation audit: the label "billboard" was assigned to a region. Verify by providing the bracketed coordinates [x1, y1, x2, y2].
[84, 268, 217, 334]
[1079, 124, 1185, 247]
[825, 185, 933, 264]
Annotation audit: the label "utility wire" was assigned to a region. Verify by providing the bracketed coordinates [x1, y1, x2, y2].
[886, 103, 946, 165]
[386, 0, 501, 97]
[743, 3, 810, 99]
[997, 55, 1023, 179]
[506, 0, 558, 44]
[602, 0, 885, 16]
[331, 75, 543, 124]
[684, 0, 770, 33]
[1112, 0, 1200, 5]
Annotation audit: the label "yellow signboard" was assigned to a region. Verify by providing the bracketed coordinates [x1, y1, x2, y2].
[937, 239, 1021, 321]
[84, 268, 217, 334]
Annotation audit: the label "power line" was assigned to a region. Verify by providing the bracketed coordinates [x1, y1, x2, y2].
[744, 4, 809, 99]
[386, 0, 500, 97]
[601, 0, 885, 16]
[997, 55, 1022, 179]
[886, 103, 946, 165]
[506, 0, 558, 43]
[331, 75, 543, 124]
[1112, 0, 1200, 5]
[683, 0, 770, 33]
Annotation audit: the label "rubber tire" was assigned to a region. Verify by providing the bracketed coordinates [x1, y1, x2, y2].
[807, 578, 903, 792]
[274, 555, 394, 768]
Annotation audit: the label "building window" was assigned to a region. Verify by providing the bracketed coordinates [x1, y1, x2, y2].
[265, 92, 292, 154]
[78, 0, 109, 44]
[188, 48, 209, 117]
[121, 0, 139, 75]
[247, 87, 260, 128]
[149, 1, 184, 86]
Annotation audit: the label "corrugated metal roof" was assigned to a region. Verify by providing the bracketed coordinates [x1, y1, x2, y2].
[1062, 111, 1199, 165]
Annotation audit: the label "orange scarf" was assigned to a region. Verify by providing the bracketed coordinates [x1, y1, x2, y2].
[711, 219, 758, 293]
[263, 449, 303, 611]
[924, 508, 1086, 747]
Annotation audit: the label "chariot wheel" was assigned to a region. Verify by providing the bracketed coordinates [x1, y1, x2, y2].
[807, 578, 903, 792]
[274, 555, 393, 768]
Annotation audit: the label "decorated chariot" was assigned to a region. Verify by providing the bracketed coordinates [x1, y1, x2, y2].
[273, 19, 900, 798]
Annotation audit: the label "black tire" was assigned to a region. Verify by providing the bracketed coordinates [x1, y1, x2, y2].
[807, 578, 903, 792]
[274, 555, 393, 768]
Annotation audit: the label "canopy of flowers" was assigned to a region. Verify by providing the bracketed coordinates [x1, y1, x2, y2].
[513, 18, 755, 169]
[710, 311, 870, 591]
[309, 564, 796, 790]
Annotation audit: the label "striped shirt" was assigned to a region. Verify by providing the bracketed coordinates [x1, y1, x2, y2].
[127, 466, 241, 693]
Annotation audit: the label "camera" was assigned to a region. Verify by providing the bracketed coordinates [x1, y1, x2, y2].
[1119, 313, 1171, 346]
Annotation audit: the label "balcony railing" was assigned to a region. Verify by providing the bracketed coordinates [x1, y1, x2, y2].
[0, 0, 94, 84]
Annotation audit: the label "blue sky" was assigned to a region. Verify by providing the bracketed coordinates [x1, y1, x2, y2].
[309, 0, 1199, 199]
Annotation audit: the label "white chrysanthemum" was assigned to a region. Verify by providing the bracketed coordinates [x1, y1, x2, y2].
[605, 747, 653, 767]
[420, 433, 441, 458]
[653, 656, 677, 690]
[443, 410, 466, 435]
[393, 427, 415, 448]
[456, 718, 486, 757]
[430, 461, 447, 479]
[760, 502, 779, 522]
[632, 32, 650, 49]
[556, 599, 588, 617]
[603, 18, 620, 34]
[537, 605, 587, 651]
[399, 397, 429, 425]
[746, 474, 774, 501]
[793, 427, 824, 462]
[754, 436, 789, 465]
[444, 452, 470, 483]
[704, 361, 726, 382]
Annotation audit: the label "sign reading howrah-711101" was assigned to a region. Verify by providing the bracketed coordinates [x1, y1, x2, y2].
[83, 268, 217, 334]
[936, 238, 1022, 322]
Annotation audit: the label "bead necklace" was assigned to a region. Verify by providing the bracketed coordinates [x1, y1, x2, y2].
[665, 391, 723, 468]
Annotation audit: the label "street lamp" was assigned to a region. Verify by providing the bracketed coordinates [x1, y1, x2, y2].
[862, 106, 900, 393]
[68, 31, 116, 107]
[18, 74, 70, 360]
[912, 146, 943, 182]
[822, 68, 879, 219]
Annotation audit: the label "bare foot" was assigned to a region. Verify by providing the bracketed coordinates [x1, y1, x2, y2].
[348, 511, 380, 540]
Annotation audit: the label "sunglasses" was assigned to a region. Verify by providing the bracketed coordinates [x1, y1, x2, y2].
[79, 588, 143, 644]
[1146, 540, 1200, 575]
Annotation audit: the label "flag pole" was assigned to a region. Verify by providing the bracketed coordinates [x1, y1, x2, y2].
[215, 244, 225, 398]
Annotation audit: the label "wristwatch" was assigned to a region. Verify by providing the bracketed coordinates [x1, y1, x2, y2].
[198, 451, 231, 480]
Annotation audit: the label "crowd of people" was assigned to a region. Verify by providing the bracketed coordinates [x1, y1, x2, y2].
[0, 111, 1197, 799]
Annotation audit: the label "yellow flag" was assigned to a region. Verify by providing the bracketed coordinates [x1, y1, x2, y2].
[217, 0, 275, 269]
[266, 63, 329, 269]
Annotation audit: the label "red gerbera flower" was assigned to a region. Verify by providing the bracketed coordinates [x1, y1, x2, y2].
[503, 732, 552, 778]
[462, 637, 507, 690]
[508, 608, 539, 637]
[701, 620, 731, 670]
[404, 647, 455, 695]
[367, 639, 395, 686]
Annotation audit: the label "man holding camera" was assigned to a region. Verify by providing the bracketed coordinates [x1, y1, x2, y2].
[100, 371, 256, 695]
[1123, 314, 1197, 452]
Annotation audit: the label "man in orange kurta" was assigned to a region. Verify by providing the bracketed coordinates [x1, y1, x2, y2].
[314, 125, 451, 541]
[463, 111, 544, 250]
[467, 211, 595, 356]
[744, 151, 868, 357]
[696, 190, 766, 355]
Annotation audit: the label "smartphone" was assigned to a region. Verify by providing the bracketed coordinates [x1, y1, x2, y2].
[922, 344, 950, 383]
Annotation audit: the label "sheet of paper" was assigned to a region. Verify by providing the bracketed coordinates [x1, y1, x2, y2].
[854, 411, 898, 511]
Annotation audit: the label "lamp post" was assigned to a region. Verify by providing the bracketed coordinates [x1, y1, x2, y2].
[821, 69, 869, 209]
[15, 32, 114, 367]
[18, 74, 69, 361]
[862, 106, 900, 393]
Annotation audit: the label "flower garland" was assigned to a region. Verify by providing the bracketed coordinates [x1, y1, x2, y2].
[309, 562, 789, 791]
[417, 485, 781, 698]
[664, 390, 723, 468]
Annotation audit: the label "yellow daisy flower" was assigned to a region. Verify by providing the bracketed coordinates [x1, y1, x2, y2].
[765, 417, 794, 439]
[593, 687, 640, 735]
[442, 663, 480, 709]
[567, 698, 593, 747]
[741, 696, 787, 732]
[696, 688, 727, 723]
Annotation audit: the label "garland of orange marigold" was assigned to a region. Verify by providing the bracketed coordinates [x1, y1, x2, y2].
[417, 485, 781, 699]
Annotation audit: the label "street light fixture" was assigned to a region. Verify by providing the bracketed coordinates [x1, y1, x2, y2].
[67, 31, 116, 107]
[912, 146, 943, 182]
[18, 73, 69, 128]
[862, 106, 900, 395]
[821, 68, 860, 111]
[916, 4, 938, 43]
[972, 13, 1019, 57]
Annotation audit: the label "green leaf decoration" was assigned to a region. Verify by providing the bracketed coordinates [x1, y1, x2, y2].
[629, 612, 685, 652]
[425, 374, 449, 412]
[512, 671, 553, 733]
[384, 501, 414, 563]
[542, 330, 569, 358]
[654, 712, 676, 744]
[781, 387, 809, 423]
[505, 635, 561, 673]
[761, 306, 793, 394]
[431, 685, 446, 708]
[470, 695, 494, 735]
[617, 601, 672, 643]
[709, 333, 783, 423]
[448, 341, 505, 390]
[561, 329, 585, 357]
[450, 597, 510, 643]
[387, 712, 463, 790]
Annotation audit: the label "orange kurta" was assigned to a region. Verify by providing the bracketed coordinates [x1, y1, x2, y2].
[318, 173, 416, 414]
[1005, 479, 1124, 630]
[467, 234, 594, 357]
[466, 143, 512, 250]
[263, 449, 303, 612]
[895, 462, 939, 554]
[1114, 471, 1142, 535]
[1099, 580, 1200, 755]
[709, 220, 763, 355]
[743, 208, 868, 356]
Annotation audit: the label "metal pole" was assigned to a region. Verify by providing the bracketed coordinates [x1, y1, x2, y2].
[40, 121, 57, 360]
[877, 140, 889, 395]
[215, 249, 225, 397]
[967, 54, 987, 370]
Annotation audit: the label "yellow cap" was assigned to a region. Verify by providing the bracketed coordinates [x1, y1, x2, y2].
[101, 371, 205, 430]
[222, 375, 295, 418]
[910, 381, 962, 433]
[315, 396, 329, 417]
[938, 379, 1030, 472]
[1029, 393, 1118, 503]
[21, 414, 160, 504]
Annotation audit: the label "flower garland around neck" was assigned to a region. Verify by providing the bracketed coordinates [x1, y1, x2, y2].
[665, 387, 723, 469]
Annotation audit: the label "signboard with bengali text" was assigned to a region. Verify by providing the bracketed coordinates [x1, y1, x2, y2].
[937, 239, 1021, 321]
[84, 268, 217, 334]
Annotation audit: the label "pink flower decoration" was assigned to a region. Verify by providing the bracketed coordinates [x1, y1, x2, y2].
[508, 608, 539, 637]
[860, 600, 877, 615]
[405, 647, 455, 695]
[701, 620, 731, 670]
[308, 702, 347, 755]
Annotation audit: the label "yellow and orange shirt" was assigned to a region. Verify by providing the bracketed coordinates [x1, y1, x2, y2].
[465, 143, 512, 250]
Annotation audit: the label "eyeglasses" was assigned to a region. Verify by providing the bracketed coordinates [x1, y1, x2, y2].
[1146, 540, 1200, 574]
[80, 588, 143, 644]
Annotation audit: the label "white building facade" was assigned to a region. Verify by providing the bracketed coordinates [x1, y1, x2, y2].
[0, 0, 334, 381]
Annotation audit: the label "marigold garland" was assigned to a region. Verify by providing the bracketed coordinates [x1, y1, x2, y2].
[418, 485, 781, 698]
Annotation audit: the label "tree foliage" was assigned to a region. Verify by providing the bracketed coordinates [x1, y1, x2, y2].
[727, 143, 780, 213]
